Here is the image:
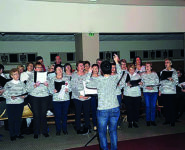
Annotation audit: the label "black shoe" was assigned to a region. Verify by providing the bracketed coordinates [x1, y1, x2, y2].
[34, 134, 38, 139]
[63, 131, 68, 135]
[56, 131, 61, 136]
[151, 121, 157, 126]
[128, 122, 132, 128]
[133, 122, 139, 128]
[43, 133, 49, 137]
[146, 121, 150, 126]
[163, 121, 170, 125]
[171, 122, 175, 127]
[77, 128, 89, 135]
[16, 135, 24, 139]
[10, 136, 16, 141]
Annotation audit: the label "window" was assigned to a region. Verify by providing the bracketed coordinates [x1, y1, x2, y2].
[156, 51, 161, 58]
[9, 54, 18, 63]
[50, 53, 58, 62]
[100, 52, 104, 59]
[28, 54, 36, 62]
[151, 51, 155, 59]
[67, 53, 74, 61]
[168, 50, 173, 57]
[143, 51, 148, 58]
[130, 51, 135, 59]
[181, 49, 184, 57]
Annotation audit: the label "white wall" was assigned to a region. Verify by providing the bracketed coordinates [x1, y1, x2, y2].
[0, 40, 183, 70]
[0, 0, 184, 33]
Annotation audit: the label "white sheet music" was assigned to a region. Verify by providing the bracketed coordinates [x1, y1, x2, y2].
[58, 85, 65, 99]
[83, 81, 97, 95]
[37, 72, 47, 83]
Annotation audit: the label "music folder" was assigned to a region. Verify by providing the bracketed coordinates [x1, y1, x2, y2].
[54, 81, 65, 93]
[34, 71, 47, 83]
[130, 79, 141, 87]
[160, 71, 173, 81]
[83, 81, 97, 96]
[14, 92, 28, 97]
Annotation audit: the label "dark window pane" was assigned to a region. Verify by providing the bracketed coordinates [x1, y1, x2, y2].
[163, 51, 167, 58]
[143, 51, 148, 58]
[106, 52, 111, 59]
[9, 54, 18, 62]
[67, 53, 74, 61]
[28, 54, 36, 62]
[156, 51, 161, 58]
[151, 51, 155, 58]
[50, 53, 57, 62]
[100, 52, 104, 59]
[168, 50, 173, 57]
[181, 49, 184, 57]
[130, 51, 135, 59]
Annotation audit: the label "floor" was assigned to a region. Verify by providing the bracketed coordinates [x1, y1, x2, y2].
[0, 114, 185, 150]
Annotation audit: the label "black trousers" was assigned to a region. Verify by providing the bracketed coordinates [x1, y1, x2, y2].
[161, 94, 176, 123]
[30, 96, 50, 135]
[73, 99, 90, 130]
[6, 103, 24, 137]
[124, 96, 141, 122]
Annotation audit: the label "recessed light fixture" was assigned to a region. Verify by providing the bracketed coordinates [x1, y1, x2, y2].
[89, 0, 97, 2]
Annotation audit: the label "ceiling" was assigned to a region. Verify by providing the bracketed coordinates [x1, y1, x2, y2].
[0, 33, 184, 41]
[32, 0, 185, 6]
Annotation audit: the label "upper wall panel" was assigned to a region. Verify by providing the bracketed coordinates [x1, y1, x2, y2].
[0, 0, 185, 33]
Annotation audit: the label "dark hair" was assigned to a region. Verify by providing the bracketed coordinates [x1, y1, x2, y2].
[96, 58, 102, 62]
[100, 60, 112, 75]
[36, 56, 43, 62]
[119, 59, 127, 64]
[64, 63, 72, 73]
[54, 64, 63, 72]
[133, 56, 142, 66]
[84, 61, 90, 66]
[0, 64, 4, 72]
[34, 62, 42, 68]
[76, 60, 84, 67]
[92, 64, 99, 70]
[145, 62, 152, 67]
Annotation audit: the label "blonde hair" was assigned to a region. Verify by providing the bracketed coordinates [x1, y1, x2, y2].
[9, 68, 19, 76]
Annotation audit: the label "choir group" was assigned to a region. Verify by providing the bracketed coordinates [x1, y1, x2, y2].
[0, 54, 185, 150]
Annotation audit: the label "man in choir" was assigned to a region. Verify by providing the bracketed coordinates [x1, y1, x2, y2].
[159, 58, 178, 126]
[120, 59, 128, 72]
[55, 56, 62, 65]
[36, 56, 47, 71]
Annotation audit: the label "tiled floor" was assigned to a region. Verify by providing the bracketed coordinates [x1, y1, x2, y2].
[0, 115, 185, 150]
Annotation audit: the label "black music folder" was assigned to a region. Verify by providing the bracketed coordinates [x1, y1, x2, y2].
[0, 76, 11, 87]
[54, 81, 65, 93]
[160, 71, 173, 81]
[130, 79, 141, 87]
[15, 93, 28, 97]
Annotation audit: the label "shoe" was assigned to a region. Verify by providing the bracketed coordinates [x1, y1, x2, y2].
[56, 131, 61, 136]
[128, 122, 132, 128]
[77, 128, 89, 135]
[171, 122, 175, 127]
[34, 134, 38, 139]
[10, 136, 16, 141]
[163, 121, 170, 125]
[133, 122, 139, 128]
[43, 133, 49, 137]
[146, 121, 150, 126]
[151, 121, 157, 126]
[16, 135, 24, 139]
[63, 131, 68, 135]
